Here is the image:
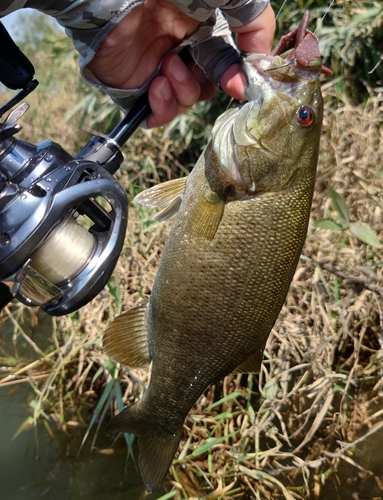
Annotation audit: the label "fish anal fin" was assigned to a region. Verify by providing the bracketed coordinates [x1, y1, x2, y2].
[106, 402, 182, 493]
[133, 177, 187, 209]
[103, 301, 150, 368]
[233, 348, 264, 374]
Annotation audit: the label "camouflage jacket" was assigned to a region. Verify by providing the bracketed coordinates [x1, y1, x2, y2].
[1, 0, 268, 113]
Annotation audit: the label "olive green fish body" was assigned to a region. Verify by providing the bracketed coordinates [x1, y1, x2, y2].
[147, 146, 318, 415]
[104, 45, 324, 493]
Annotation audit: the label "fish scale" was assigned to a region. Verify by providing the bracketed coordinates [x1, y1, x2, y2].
[103, 26, 324, 493]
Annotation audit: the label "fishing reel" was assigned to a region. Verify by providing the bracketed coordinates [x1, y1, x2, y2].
[0, 21, 149, 316]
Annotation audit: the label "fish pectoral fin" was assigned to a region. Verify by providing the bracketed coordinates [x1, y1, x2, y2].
[103, 301, 150, 368]
[233, 348, 264, 374]
[152, 196, 182, 221]
[190, 185, 225, 244]
[133, 177, 187, 209]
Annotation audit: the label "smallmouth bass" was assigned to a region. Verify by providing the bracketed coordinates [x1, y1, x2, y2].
[104, 18, 325, 494]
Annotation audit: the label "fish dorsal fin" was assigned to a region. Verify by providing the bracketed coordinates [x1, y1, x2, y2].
[152, 196, 183, 222]
[103, 301, 150, 368]
[189, 185, 225, 244]
[233, 348, 264, 374]
[133, 177, 187, 209]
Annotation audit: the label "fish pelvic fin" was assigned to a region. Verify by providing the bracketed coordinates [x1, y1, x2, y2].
[103, 301, 150, 368]
[133, 177, 187, 221]
[106, 402, 182, 494]
[233, 348, 264, 374]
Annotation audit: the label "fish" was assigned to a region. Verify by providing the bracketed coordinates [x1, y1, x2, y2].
[103, 14, 326, 494]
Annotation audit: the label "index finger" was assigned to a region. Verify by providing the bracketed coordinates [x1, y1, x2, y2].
[232, 3, 276, 55]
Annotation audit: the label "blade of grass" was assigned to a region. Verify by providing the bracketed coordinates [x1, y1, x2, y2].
[205, 391, 246, 411]
[238, 466, 296, 500]
[190, 430, 240, 457]
[114, 379, 135, 461]
[79, 378, 115, 451]
[156, 492, 177, 500]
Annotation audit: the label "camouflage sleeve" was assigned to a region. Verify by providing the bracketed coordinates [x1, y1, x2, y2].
[0, 0, 269, 114]
[1, 0, 145, 69]
[0, 0, 148, 111]
[181, 10, 241, 87]
[157, 0, 270, 88]
[168, 0, 269, 27]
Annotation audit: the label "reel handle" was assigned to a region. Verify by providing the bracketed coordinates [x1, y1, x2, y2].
[0, 21, 39, 119]
[0, 21, 34, 90]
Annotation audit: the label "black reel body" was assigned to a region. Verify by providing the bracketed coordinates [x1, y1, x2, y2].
[0, 20, 153, 315]
[0, 130, 128, 315]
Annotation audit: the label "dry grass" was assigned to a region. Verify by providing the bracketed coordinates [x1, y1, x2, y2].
[1, 28, 383, 499]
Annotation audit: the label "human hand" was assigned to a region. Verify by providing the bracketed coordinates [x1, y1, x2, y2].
[88, 0, 275, 128]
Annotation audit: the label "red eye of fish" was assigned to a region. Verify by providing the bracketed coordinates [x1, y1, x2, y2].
[296, 106, 314, 127]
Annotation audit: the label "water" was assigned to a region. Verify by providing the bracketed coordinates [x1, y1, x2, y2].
[0, 383, 168, 500]
[319, 421, 383, 499]
[0, 312, 166, 500]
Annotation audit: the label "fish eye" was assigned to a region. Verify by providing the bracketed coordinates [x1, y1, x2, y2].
[295, 106, 314, 127]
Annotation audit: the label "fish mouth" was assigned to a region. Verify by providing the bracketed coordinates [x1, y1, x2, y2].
[243, 54, 321, 102]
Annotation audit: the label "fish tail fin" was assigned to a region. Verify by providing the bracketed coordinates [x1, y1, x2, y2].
[138, 426, 182, 493]
[106, 401, 182, 493]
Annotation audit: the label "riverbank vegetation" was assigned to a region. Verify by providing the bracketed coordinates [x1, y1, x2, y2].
[1, 2, 383, 499]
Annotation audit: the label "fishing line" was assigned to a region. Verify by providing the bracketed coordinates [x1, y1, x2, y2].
[30, 214, 96, 285]
[265, 60, 294, 72]
[275, 0, 288, 21]
[314, 0, 336, 34]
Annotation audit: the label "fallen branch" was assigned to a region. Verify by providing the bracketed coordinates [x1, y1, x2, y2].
[301, 255, 383, 298]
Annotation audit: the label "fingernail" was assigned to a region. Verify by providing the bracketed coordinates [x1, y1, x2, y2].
[169, 56, 189, 83]
[158, 78, 172, 102]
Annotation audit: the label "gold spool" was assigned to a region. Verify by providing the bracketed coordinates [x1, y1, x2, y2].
[30, 214, 96, 285]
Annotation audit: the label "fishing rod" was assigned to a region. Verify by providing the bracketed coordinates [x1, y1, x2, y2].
[0, 21, 151, 316]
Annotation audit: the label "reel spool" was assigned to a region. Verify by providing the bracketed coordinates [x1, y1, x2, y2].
[30, 214, 96, 285]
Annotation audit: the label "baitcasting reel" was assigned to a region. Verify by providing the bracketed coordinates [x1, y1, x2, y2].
[0, 21, 149, 316]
